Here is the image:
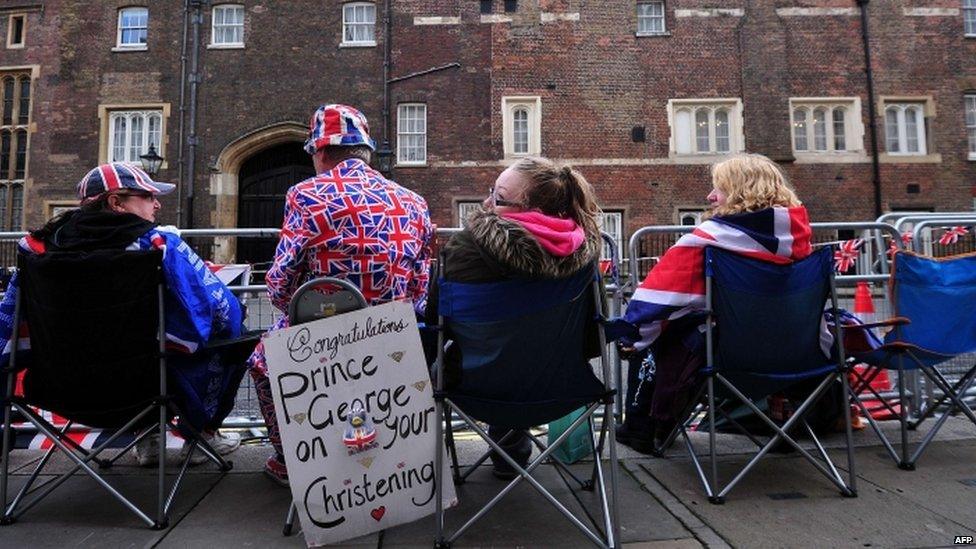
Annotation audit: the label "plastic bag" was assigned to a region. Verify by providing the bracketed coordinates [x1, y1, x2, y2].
[547, 407, 594, 464]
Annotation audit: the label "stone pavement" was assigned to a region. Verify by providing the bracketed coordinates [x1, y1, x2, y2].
[1, 417, 974, 548]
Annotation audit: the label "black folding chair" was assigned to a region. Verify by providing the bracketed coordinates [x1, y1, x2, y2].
[432, 261, 621, 548]
[0, 250, 234, 529]
[655, 246, 857, 503]
[281, 277, 368, 537]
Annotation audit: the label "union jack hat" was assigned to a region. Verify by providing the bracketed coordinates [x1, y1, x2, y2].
[304, 104, 376, 155]
[77, 163, 176, 201]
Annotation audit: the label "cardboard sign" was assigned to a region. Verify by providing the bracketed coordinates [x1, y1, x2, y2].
[264, 300, 457, 547]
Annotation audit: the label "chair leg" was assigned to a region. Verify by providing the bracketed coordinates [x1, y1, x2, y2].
[0, 389, 14, 525]
[604, 401, 622, 548]
[706, 375, 722, 504]
[155, 401, 168, 529]
[434, 396, 446, 547]
[840, 371, 858, 496]
[897, 355, 914, 470]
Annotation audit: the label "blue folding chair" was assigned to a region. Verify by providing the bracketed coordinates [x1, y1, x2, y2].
[655, 246, 856, 503]
[432, 262, 621, 548]
[845, 250, 976, 470]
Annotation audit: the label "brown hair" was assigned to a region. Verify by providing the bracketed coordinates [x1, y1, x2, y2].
[509, 157, 601, 237]
[709, 153, 801, 217]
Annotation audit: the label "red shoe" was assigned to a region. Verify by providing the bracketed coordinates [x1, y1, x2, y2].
[264, 455, 289, 487]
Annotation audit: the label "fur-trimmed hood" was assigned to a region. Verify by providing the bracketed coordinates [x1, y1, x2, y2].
[464, 209, 601, 279]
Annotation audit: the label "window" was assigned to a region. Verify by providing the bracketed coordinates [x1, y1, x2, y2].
[967, 94, 976, 160]
[116, 7, 148, 49]
[480, 0, 492, 14]
[108, 110, 163, 163]
[790, 100, 861, 154]
[7, 14, 25, 48]
[502, 96, 542, 157]
[504, 0, 518, 13]
[669, 99, 743, 156]
[211, 4, 244, 46]
[598, 211, 624, 260]
[342, 3, 376, 46]
[884, 103, 927, 155]
[457, 201, 481, 228]
[678, 209, 705, 227]
[0, 73, 30, 231]
[397, 104, 427, 165]
[965, 0, 976, 36]
[637, 1, 665, 35]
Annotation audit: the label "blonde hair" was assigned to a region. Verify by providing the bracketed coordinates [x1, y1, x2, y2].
[510, 157, 601, 237]
[709, 153, 801, 217]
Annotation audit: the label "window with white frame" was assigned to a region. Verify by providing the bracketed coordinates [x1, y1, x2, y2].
[7, 14, 26, 48]
[212, 4, 244, 46]
[669, 99, 743, 155]
[108, 110, 163, 163]
[967, 94, 976, 159]
[884, 103, 927, 155]
[502, 96, 542, 157]
[457, 201, 481, 228]
[397, 104, 427, 165]
[342, 2, 376, 46]
[0, 72, 30, 231]
[637, 1, 665, 35]
[965, 0, 976, 36]
[678, 208, 705, 226]
[116, 7, 148, 49]
[598, 211, 624, 260]
[790, 99, 862, 154]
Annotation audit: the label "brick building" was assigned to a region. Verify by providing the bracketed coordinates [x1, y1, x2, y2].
[3, 0, 976, 262]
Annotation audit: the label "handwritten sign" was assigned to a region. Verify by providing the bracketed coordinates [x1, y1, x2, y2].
[264, 300, 457, 547]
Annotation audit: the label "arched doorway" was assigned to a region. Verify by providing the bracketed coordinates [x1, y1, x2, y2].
[236, 142, 314, 265]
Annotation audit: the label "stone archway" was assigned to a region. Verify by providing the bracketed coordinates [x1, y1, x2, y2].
[210, 122, 307, 262]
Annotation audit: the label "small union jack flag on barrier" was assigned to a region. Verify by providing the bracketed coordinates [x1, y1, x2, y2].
[834, 239, 862, 273]
[938, 226, 970, 246]
[888, 231, 913, 258]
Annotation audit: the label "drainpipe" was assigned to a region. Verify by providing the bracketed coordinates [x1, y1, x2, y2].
[857, 0, 883, 218]
[185, 0, 204, 229]
[381, 0, 393, 160]
[176, 0, 190, 227]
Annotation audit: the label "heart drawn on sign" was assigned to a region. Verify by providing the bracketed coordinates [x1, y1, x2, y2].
[397, 461, 405, 469]
[343, 478, 352, 486]
[412, 380, 427, 392]
[358, 456, 374, 469]
[370, 506, 386, 521]
[389, 351, 405, 363]
[292, 412, 307, 424]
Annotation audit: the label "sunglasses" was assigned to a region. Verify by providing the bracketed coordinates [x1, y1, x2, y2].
[487, 187, 525, 209]
[112, 190, 155, 200]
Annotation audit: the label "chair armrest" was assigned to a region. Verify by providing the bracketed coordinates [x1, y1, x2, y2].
[839, 317, 910, 330]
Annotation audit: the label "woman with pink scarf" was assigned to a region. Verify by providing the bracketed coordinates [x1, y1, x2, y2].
[432, 156, 602, 479]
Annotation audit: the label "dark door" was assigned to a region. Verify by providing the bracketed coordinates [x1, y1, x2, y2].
[237, 142, 314, 266]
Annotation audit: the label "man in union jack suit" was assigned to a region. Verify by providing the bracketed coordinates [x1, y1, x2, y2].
[250, 104, 433, 485]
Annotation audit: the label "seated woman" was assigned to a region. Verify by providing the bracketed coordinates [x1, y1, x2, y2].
[0, 163, 246, 466]
[616, 153, 814, 453]
[435, 156, 602, 479]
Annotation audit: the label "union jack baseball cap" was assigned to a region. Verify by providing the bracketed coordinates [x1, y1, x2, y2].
[304, 104, 376, 155]
[76, 163, 176, 201]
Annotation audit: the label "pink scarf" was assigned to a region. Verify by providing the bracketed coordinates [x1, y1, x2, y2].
[501, 211, 585, 257]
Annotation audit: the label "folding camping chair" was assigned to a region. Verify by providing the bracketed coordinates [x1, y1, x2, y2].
[845, 250, 976, 470]
[282, 277, 368, 537]
[432, 261, 621, 549]
[654, 246, 856, 503]
[0, 250, 239, 529]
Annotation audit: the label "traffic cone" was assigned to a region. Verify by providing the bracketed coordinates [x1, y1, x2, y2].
[851, 282, 899, 420]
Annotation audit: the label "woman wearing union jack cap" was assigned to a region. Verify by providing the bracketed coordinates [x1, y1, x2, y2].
[0, 162, 246, 466]
[614, 154, 818, 454]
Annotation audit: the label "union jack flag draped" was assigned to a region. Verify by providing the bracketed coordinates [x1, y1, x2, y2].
[623, 206, 813, 350]
[834, 238, 862, 273]
[251, 158, 433, 375]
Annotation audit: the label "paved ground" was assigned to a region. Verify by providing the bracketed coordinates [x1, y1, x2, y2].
[1, 417, 974, 548]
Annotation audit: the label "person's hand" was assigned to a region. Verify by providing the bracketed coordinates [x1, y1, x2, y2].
[616, 342, 637, 359]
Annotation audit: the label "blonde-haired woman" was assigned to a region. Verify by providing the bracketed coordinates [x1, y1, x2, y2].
[616, 153, 813, 454]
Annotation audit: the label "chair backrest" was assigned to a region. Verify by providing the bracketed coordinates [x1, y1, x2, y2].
[437, 265, 608, 428]
[288, 277, 368, 325]
[705, 246, 835, 395]
[890, 251, 976, 355]
[17, 249, 164, 428]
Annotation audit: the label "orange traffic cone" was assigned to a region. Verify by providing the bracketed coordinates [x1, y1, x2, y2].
[853, 281, 875, 325]
[851, 282, 899, 420]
